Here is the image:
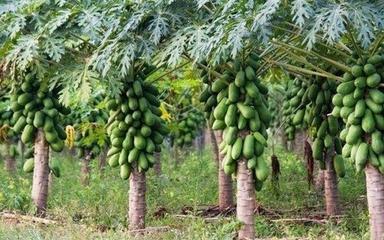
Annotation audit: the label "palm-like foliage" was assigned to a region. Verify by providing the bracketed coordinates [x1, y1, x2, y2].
[161, 0, 384, 68]
[0, 0, 189, 103]
[1, 0, 383, 101]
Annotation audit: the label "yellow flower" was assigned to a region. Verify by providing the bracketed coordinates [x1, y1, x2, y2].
[160, 102, 172, 122]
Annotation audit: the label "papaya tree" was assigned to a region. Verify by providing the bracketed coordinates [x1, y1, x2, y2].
[199, 53, 271, 239]
[86, 1, 195, 230]
[266, 1, 384, 237]
[69, 94, 109, 185]
[334, 49, 384, 238]
[105, 62, 169, 230]
[162, 1, 383, 237]
[0, 0, 99, 216]
[8, 72, 71, 216]
[199, 64, 235, 211]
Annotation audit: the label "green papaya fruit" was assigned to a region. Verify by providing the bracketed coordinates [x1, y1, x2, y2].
[243, 135, 255, 159]
[355, 142, 368, 172]
[120, 164, 131, 180]
[231, 137, 243, 160]
[23, 158, 34, 173]
[21, 124, 36, 144]
[333, 155, 345, 178]
[255, 158, 268, 181]
[362, 109, 375, 133]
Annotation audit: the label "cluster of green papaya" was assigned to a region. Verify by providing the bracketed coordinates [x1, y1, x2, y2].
[173, 109, 205, 147]
[200, 53, 271, 190]
[304, 78, 345, 177]
[283, 76, 345, 176]
[333, 51, 384, 173]
[282, 79, 308, 140]
[10, 74, 70, 151]
[106, 66, 169, 180]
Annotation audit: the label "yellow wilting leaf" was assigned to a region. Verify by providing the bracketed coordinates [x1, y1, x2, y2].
[65, 125, 75, 149]
[159, 102, 172, 122]
[0, 125, 9, 142]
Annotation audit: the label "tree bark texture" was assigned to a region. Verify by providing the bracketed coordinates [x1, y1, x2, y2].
[4, 150, 16, 173]
[293, 130, 305, 158]
[237, 159, 255, 240]
[324, 150, 340, 216]
[214, 131, 233, 210]
[200, 128, 206, 151]
[129, 168, 146, 230]
[98, 148, 107, 173]
[31, 129, 50, 217]
[315, 170, 325, 193]
[365, 164, 384, 240]
[81, 150, 92, 185]
[211, 129, 219, 166]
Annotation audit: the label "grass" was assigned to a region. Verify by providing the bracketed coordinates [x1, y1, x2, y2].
[0, 145, 369, 239]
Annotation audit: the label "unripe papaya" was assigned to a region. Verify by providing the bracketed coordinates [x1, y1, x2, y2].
[255, 158, 268, 181]
[312, 139, 324, 161]
[346, 125, 362, 144]
[225, 104, 237, 126]
[372, 131, 384, 155]
[228, 83, 240, 103]
[235, 70, 246, 87]
[369, 148, 380, 167]
[243, 135, 255, 159]
[138, 152, 149, 171]
[128, 148, 140, 163]
[231, 137, 243, 160]
[213, 98, 228, 120]
[237, 103, 255, 119]
[120, 164, 131, 180]
[366, 73, 381, 88]
[23, 158, 34, 173]
[354, 100, 366, 118]
[333, 155, 345, 178]
[21, 124, 35, 144]
[355, 142, 368, 172]
[362, 109, 375, 133]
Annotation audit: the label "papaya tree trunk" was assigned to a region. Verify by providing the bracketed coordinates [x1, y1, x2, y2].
[365, 164, 384, 240]
[129, 167, 146, 230]
[4, 143, 16, 173]
[98, 148, 107, 173]
[194, 130, 203, 157]
[4, 155, 16, 172]
[324, 149, 341, 216]
[237, 159, 255, 240]
[201, 128, 206, 151]
[31, 129, 50, 217]
[315, 170, 325, 193]
[211, 129, 219, 166]
[214, 131, 233, 210]
[154, 152, 161, 176]
[81, 150, 92, 185]
[293, 130, 305, 157]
